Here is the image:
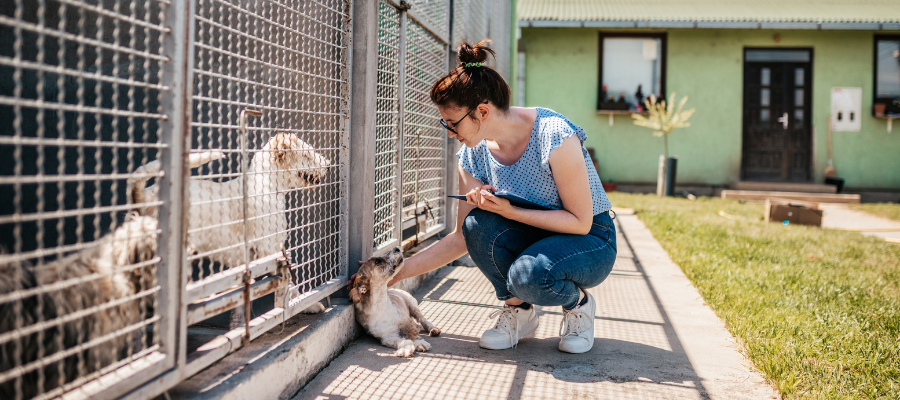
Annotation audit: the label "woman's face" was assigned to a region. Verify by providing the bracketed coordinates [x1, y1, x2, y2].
[438, 103, 486, 147]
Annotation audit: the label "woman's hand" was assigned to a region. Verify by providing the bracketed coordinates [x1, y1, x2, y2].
[466, 184, 512, 217]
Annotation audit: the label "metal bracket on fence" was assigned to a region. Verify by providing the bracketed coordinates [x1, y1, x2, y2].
[239, 108, 262, 346]
[276, 245, 295, 321]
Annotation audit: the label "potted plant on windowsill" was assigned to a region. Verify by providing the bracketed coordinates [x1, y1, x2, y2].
[599, 85, 631, 111]
[874, 97, 900, 116]
[888, 98, 900, 114]
[631, 93, 695, 197]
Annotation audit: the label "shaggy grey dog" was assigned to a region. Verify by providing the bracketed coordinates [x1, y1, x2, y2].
[0, 214, 158, 399]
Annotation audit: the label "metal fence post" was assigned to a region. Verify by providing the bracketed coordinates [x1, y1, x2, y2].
[348, 0, 381, 276]
[394, 6, 409, 247]
[157, 0, 196, 369]
[443, 0, 457, 237]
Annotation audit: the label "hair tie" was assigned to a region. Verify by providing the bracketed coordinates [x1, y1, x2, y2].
[461, 62, 482, 68]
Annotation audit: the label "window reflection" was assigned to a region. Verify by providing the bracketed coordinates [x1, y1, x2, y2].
[602, 37, 663, 106]
[761, 68, 771, 86]
[761, 109, 770, 124]
[795, 68, 804, 86]
[795, 109, 803, 125]
[795, 89, 804, 107]
[761, 88, 770, 106]
[876, 39, 900, 98]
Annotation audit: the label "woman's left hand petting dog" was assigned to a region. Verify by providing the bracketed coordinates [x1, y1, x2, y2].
[349, 247, 440, 357]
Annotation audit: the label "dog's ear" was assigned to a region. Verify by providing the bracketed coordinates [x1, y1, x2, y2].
[349, 275, 369, 304]
[270, 133, 296, 166]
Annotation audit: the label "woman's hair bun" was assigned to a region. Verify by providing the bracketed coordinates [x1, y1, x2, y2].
[431, 38, 510, 111]
[457, 39, 496, 65]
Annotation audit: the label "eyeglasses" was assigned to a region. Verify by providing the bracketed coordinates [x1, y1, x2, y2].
[439, 101, 487, 134]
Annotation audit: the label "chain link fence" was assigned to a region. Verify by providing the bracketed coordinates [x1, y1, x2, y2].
[0, 0, 509, 398]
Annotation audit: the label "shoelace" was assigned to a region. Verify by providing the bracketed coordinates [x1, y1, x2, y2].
[559, 308, 591, 338]
[488, 306, 523, 348]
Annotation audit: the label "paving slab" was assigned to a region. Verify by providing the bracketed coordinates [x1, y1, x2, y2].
[820, 204, 900, 242]
[294, 213, 776, 400]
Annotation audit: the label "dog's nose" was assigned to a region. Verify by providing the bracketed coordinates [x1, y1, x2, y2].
[393, 246, 401, 253]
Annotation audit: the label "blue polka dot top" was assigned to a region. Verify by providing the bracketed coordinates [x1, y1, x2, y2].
[456, 107, 612, 215]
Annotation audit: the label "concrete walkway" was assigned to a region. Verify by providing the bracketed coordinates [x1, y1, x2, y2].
[294, 212, 776, 400]
[820, 204, 900, 242]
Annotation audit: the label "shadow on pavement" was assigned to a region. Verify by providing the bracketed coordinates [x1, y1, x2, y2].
[296, 221, 712, 400]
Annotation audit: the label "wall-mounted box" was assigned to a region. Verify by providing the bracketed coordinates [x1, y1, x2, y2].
[831, 87, 862, 132]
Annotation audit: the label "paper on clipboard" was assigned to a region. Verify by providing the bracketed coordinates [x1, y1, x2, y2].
[447, 191, 550, 210]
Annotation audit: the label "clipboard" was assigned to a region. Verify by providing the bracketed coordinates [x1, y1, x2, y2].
[447, 191, 550, 210]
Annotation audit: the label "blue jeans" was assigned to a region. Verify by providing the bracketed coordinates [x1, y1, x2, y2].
[462, 208, 618, 310]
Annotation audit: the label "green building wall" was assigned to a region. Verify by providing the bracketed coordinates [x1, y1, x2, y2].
[519, 28, 900, 189]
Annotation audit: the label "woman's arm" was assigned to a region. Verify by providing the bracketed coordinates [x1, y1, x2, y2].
[388, 165, 483, 286]
[473, 135, 594, 235]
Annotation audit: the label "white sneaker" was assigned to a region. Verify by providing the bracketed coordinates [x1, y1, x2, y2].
[479, 304, 539, 350]
[558, 291, 596, 354]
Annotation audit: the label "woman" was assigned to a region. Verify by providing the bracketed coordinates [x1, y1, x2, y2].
[387, 40, 617, 354]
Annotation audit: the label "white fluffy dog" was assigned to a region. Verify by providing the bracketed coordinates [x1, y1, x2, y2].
[350, 247, 440, 357]
[129, 132, 329, 266]
[129, 133, 331, 325]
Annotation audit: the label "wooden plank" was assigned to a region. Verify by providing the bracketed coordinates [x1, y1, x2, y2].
[731, 181, 836, 193]
[721, 190, 860, 204]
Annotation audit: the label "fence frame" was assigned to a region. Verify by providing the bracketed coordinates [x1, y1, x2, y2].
[0, 0, 510, 397]
[376, 0, 452, 257]
[123, 0, 355, 397]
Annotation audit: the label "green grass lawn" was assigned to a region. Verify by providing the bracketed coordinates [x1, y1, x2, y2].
[608, 192, 900, 399]
[849, 203, 900, 223]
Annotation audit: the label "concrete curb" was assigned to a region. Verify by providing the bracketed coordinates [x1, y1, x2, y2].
[617, 213, 776, 399]
[167, 300, 360, 400]
[167, 269, 440, 400]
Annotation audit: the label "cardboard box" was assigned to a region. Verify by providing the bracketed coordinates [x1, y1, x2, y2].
[764, 199, 823, 227]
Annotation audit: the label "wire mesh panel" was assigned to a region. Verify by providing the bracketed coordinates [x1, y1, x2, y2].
[401, 19, 447, 237]
[187, 0, 350, 318]
[373, 0, 402, 252]
[406, 0, 448, 39]
[0, 0, 170, 398]
[486, 0, 510, 80]
[451, 0, 487, 52]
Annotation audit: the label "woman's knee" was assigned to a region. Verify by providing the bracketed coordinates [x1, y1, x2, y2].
[462, 208, 491, 239]
[506, 256, 552, 301]
[462, 208, 513, 247]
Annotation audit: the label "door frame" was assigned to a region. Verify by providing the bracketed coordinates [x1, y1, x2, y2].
[740, 47, 815, 182]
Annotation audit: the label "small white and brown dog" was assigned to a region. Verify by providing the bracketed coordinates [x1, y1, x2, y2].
[350, 247, 440, 357]
[128, 132, 331, 325]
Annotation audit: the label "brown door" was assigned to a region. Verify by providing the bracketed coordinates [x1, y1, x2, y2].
[741, 49, 812, 182]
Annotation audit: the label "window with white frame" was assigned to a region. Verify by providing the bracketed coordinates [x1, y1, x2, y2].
[598, 33, 666, 111]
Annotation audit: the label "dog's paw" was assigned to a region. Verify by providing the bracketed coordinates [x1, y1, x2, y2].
[394, 347, 414, 357]
[414, 339, 431, 352]
[429, 327, 441, 337]
[394, 339, 416, 357]
[300, 302, 325, 314]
